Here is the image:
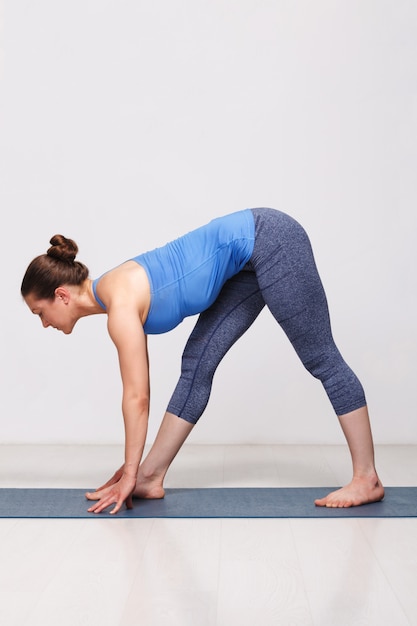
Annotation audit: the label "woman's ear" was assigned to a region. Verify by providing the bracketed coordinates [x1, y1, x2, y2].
[55, 286, 71, 304]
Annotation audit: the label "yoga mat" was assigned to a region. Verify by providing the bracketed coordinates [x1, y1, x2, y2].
[0, 487, 416, 518]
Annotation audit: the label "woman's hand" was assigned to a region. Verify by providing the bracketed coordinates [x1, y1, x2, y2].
[85, 472, 136, 514]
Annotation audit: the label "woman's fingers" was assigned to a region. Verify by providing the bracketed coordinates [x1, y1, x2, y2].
[85, 475, 135, 514]
[109, 497, 125, 515]
[86, 492, 117, 514]
[85, 489, 102, 501]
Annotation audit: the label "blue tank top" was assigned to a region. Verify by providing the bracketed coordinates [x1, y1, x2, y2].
[92, 209, 255, 334]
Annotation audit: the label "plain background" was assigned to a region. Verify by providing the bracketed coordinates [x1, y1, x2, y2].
[0, 0, 416, 446]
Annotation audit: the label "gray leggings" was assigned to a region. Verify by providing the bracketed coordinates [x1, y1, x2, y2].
[167, 208, 366, 423]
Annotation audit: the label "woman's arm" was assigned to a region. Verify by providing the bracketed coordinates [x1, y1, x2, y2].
[86, 305, 150, 514]
[110, 305, 150, 476]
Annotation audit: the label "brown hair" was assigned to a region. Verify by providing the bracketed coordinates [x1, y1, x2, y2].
[21, 234, 89, 300]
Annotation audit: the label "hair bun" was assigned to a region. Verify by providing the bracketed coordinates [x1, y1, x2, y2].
[47, 234, 79, 264]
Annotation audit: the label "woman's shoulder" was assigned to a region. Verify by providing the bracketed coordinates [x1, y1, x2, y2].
[94, 262, 151, 322]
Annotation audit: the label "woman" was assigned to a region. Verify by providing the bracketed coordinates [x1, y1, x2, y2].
[21, 207, 384, 514]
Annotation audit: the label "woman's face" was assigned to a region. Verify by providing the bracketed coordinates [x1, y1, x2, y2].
[25, 288, 76, 335]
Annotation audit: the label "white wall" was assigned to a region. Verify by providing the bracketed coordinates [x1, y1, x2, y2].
[1, 0, 416, 445]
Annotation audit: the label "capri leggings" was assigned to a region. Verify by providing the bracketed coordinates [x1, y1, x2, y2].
[167, 207, 366, 423]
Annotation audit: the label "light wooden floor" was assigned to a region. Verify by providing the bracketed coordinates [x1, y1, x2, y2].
[1, 444, 416, 626]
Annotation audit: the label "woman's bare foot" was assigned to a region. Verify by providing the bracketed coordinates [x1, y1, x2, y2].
[133, 469, 165, 500]
[315, 474, 385, 507]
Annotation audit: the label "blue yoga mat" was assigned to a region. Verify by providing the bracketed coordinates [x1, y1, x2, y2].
[0, 487, 415, 518]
